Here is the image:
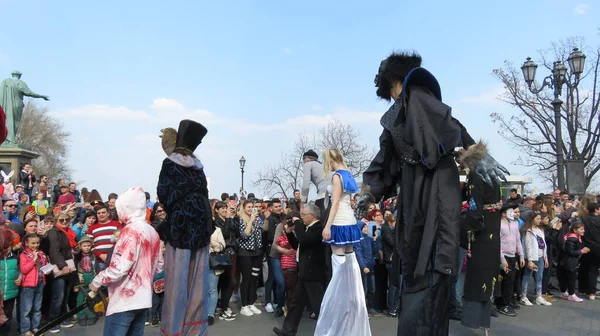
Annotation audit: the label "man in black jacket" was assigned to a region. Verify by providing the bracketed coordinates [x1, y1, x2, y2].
[19, 164, 36, 200]
[273, 204, 326, 336]
[583, 203, 600, 299]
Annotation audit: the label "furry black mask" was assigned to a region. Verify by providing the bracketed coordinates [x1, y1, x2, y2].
[374, 51, 422, 101]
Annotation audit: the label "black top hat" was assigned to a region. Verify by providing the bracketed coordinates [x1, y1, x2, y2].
[175, 120, 208, 155]
[500, 202, 519, 213]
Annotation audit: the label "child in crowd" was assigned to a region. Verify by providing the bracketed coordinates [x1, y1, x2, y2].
[151, 241, 166, 327]
[557, 221, 589, 302]
[12, 185, 24, 202]
[521, 212, 552, 306]
[32, 192, 49, 218]
[73, 235, 98, 326]
[19, 234, 48, 336]
[355, 222, 377, 315]
[276, 225, 297, 315]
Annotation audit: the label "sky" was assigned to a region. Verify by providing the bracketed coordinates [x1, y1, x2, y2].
[0, 0, 598, 200]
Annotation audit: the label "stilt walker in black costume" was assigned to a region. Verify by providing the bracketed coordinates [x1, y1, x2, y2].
[460, 150, 503, 336]
[363, 51, 509, 336]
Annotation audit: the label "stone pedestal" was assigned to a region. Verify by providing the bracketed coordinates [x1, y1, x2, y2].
[0, 146, 39, 180]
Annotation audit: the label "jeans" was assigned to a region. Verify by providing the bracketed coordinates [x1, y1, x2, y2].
[522, 257, 544, 297]
[269, 257, 285, 307]
[207, 271, 219, 316]
[103, 309, 147, 336]
[361, 272, 375, 309]
[151, 292, 164, 319]
[265, 256, 275, 305]
[50, 276, 71, 320]
[385, 263, 400, 312]
[20, 282, 44, 333]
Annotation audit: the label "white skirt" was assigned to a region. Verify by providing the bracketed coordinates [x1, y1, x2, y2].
[314, 253, 371, 336]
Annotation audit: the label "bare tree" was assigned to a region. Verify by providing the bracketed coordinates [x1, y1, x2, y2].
[16, 102, 72, 182]
[253, 132, 316, 199]
[317, 120, 376, 177]
[491, 37, 600, 189]
[253, 120, 376, 198]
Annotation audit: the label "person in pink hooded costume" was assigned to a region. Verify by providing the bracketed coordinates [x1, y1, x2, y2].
[89, 187, 163, 336]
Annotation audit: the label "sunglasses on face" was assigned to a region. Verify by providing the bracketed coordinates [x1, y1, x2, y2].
[58, 218, 68, 223]
[156, 210, 165, 214]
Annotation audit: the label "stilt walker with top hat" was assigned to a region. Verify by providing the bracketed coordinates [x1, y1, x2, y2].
[156, 120, 214, 336]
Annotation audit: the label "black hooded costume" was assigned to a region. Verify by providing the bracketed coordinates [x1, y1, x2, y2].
[460, 166, 502, 331]
[363, 52, 507, 336]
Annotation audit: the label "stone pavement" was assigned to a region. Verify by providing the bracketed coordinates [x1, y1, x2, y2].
[40, 296, 600, 336]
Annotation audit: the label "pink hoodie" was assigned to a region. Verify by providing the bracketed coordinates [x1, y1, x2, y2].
[91, 187, 163, 316]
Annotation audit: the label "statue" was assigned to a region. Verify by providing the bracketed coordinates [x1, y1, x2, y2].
[0, 71, 49, 145]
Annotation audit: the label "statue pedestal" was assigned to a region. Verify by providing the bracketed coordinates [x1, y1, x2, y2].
[0, 146, 39, 176]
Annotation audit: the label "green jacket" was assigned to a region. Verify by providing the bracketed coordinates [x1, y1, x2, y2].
[0, 253, 20, 300]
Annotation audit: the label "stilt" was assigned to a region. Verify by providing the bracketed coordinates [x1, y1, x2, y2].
[484, 328, 490, 336]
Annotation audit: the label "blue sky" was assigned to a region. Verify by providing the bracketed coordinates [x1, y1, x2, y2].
[0, 0, 598, 199]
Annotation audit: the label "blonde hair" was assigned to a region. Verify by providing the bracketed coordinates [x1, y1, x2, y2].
[323, 149, 349, 177]
[578, 194, 597, 219]
[238, 200, 252, 225]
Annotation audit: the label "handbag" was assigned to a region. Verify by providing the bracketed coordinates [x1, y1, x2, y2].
[209, 244, 233, 271]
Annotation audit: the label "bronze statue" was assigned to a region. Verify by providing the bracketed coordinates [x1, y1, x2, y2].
[0, 71, 49, 145]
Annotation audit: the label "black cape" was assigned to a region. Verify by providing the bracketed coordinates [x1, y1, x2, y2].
[364, 81, 475, 336]
[462, 171, 501, 302]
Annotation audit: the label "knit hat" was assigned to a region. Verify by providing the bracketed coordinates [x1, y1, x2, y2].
[303, 150, 318, 161]
[78, 234, 93, 245]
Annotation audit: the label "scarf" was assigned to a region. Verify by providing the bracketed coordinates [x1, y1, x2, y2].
[55, 225, 77, 248]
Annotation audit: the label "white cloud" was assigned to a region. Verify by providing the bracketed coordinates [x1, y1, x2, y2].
[459, 86, 504, 105]
[149, 98, 186, 112]
[573, 4, 589, 14]
[283, 48, 292, 54]
[55, 104, 152, 121]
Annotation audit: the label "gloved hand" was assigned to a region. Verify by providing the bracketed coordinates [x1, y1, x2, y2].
[474, 154, 509, 186]
[354, 184, 375, 221]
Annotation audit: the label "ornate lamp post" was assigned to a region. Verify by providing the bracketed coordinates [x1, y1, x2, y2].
[239, 156, 246, 193]
[520, 48, 586, 190]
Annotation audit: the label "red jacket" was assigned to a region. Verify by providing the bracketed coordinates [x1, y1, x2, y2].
[20, 248, 49, 287]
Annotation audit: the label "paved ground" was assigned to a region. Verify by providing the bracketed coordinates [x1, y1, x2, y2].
[30, 295, 600, 336]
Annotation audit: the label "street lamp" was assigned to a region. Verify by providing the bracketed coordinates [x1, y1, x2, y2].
[239, 156, 246, 193]
[520, 48, 586, 190]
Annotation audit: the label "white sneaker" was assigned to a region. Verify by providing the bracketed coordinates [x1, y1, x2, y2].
[248, 304, 262, 315]
[535, 296, 552, 306]
[520, 296, 533, 306]
[265, 303, 275, 313]
[240, 306, 254, 316]
[225, 308, 237, 317]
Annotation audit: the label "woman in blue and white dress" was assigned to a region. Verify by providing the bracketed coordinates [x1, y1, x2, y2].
[315, 149, 371, 336]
